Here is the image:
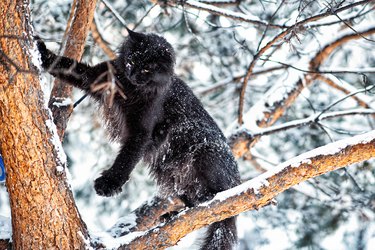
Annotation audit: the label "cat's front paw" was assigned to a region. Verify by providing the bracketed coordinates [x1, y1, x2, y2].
[94, 173, 123, 197]
[34, 36, 48, 55]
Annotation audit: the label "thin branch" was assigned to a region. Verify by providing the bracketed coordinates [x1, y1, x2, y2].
[315, 85, 375, 120]
[245, 108, 375, 139]
[259, 58, 375, 76]
[309, 5, 374, 28]
[100, 0, 128, 28]
[197, 66, 286, 95]
[316, 74, 374, 109]
[133, 4, 158, 30]
[48, 0, 98, 141]
[228, 26, 375, 158]
[155, 0, 288, 28]
[237, 0, 374, 124]
[197, 0, 240, 6]
[90, 14, 117, 59]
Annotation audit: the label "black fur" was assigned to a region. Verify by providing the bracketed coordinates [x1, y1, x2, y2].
[36, 30, 240, 249]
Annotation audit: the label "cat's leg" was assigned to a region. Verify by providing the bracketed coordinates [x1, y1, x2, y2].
[94, 133, 149, 196]
[35, 37, 113, 94]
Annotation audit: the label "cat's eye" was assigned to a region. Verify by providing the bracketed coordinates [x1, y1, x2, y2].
[141, 69, 150, 74]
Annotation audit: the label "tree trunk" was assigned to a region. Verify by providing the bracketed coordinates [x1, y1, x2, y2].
[0, 1, 88, 249]
[48, 0, 98, 140]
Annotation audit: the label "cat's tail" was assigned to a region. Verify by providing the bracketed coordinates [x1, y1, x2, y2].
[200, 216, 237, 250]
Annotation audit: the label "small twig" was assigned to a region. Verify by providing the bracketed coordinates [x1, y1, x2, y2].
[256, 0, 286, 52]
[90, 62, 127, 107]
[237, 0, 374, 124]
[100, 0, 128, 28]
[246, 108, 375, 138]
[162, 0, 288, 28]
[315, 85, 375, 120]
[331, 10, 375, 43]
[133, 4, 158, 30]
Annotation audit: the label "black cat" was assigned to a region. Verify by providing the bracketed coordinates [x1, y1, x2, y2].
[36, 29, 240, 250]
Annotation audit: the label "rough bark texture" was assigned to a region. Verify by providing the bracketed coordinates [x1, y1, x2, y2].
[0, 241, 10, 250]
[48, 0, 97, 140]
[0, 2, 88, 249]
[122, 132, 375, 249]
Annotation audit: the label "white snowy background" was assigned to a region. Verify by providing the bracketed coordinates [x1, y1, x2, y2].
[1, 0, 375, 249]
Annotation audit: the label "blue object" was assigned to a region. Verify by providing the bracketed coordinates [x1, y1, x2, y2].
[0, 154, 5, 182]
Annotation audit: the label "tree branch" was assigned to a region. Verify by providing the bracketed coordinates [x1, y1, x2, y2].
[230, 26, 375, 158]
[153, 0, 287, 28]
[108, 196, 185, 238]
[316, 74, 374, 109]
[237, 0, 374, 124]
[48, 0, 97, 140]
[106, 130, 375, 249]
[232, 108, 375, 142]
[90, 14, 116, 60]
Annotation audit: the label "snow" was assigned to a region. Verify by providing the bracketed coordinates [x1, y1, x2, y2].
[52, 97, 73, 107]
[92, 230, 145, 250]
[184, 0, 261, 24]
[0, 215, 11, 240]
[45, 119, 67, 171]
[204, 130, 375, 205]
[109, 213, 137, 237]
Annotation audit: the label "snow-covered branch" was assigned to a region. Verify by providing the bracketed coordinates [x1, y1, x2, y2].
[237, 0, 374, 124]
[154, 0, 286, 28]
[229, 26, 375, 158]
[232, 109, 375, 142]
[101, 130, 375, 249]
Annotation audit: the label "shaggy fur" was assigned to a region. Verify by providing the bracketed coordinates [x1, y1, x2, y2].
[36, 30, 240, 249]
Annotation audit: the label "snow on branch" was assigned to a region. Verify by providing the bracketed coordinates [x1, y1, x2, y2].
[48, 0, 97, 140]
[153, 0, 286, 28]
[229, 26, 375, 158]
[316, 74, 375, 109]
[104, 130, 375, 249]
[231, 108, 375, 143]
[237, 0, 374, 124]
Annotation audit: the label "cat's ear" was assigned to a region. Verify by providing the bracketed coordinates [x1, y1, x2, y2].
[126, 28, 146, 42]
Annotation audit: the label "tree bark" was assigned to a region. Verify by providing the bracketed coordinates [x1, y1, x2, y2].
[0, 1, 88, 249]
[121, 131, 375, 249]
[48, 0, 97, 140]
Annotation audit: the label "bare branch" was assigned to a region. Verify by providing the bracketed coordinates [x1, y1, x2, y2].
[153, 0, 287, 28]
[317, 74, 374, 109]
[237, 0, 374, 124]
[236, 108, 375, 140]
[230, 26, 375, 158]
[90, 15, 117, 60]
[197, 66, 286, 96]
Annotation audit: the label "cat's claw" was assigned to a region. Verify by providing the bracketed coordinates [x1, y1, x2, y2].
[94, 174, 123, 197]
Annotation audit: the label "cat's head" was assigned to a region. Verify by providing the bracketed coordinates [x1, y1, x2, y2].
[118, 29, 175, 87]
